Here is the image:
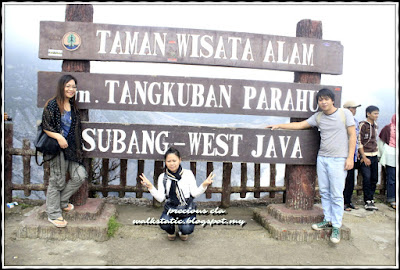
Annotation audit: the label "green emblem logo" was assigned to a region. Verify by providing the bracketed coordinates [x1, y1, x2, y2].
[62, 32, 81, 51]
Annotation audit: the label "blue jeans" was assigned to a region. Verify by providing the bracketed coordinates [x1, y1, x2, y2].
[160, 211, 195, 235]
[317, 156, 347, 228]
[360, 156, 379, 203]
[386, 166, 396, 202]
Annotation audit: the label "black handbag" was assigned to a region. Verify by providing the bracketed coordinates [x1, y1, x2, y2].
[34, 124, 60, 165]
[163, 173, 197, 219]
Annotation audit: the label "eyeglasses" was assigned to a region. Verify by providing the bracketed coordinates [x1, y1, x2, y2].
[65, 84, 77, 89]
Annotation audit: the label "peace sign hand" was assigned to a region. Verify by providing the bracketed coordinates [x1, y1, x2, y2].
[139, 173, 153, 190]
[202, 171, 215, 188]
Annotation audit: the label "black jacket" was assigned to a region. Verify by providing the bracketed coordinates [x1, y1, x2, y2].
[41, 98, 84, 164]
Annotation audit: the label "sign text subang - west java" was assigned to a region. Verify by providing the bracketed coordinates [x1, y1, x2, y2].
[38, 71, 342, 118]
[39, 21, 343, 74]
[81, 122, 320, 164]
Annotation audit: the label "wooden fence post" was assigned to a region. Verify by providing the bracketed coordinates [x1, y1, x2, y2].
[240, 163, 247, 198]
[23, 139, 32, 197]
[135, 160, 145, 198]
[205, 162, 214, 199]
[221, 162, 232, 208]
[4, 122, 14, 203]
[65, 4, 93, 206]
[284, 19, 321, 210]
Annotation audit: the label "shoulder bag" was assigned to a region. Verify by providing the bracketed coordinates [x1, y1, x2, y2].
[34, 123, 60, 166]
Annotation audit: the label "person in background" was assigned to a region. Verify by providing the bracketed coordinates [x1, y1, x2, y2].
[42, 74, 87, 228]
[266, 88, 356, 244]
[4, 112, 12, 121]
[358, 105, 380, 211]
[378, 114, 396, 210]
[342, 101, 361, 211]
[139, 147, 214, 241]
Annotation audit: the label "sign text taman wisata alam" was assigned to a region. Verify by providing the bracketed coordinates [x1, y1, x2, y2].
[39, 21, 343, 74]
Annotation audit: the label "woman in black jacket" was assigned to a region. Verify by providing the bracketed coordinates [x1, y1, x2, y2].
[42, 74, 87, 228]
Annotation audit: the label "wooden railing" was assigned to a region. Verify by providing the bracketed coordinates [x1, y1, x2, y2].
[4, 122, 387, 207]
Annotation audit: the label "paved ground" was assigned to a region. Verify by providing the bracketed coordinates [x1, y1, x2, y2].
[3, 200, 398, 267]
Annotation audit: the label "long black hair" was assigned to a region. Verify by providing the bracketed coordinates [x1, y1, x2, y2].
[45, 74, 78, 114]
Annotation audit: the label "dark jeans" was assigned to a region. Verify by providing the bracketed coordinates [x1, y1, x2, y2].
[386, 165, 396, 202]
[160, 211, 195, 235]
[360, 156, 379, 203]
[343, 164, 357, 205]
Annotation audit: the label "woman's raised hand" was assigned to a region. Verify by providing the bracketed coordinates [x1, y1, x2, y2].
[139, 173, 153, 189]
[202, 171, 215, 188]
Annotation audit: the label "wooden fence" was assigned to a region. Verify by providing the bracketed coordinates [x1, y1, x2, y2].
[4, 122, 387, 207]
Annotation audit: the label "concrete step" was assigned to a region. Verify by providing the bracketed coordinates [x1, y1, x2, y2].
[253, 207, 351, 242]
[36, 198, 106, 221]
[17, 202, 116, 242]
[266, 204, 324, 224]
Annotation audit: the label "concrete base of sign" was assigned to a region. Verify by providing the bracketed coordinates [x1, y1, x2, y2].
[17, 198, 116, 241]
[253, 204, 351, 241]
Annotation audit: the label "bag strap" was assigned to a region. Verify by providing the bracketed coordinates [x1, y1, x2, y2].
[338, 108, 346, 125]
[316, 108, 346, 126]
[35, 150, 45, 166]
[316, 111, 323, 126]
[35, 150, 58, 166]
[163, 173, 169, 199]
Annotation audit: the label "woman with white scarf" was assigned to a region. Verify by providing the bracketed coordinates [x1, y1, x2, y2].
[140, 147, 214, 241]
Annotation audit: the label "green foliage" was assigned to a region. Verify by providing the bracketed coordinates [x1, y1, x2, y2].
[107, 215, 121, 237]
[19, 203, 32, 209]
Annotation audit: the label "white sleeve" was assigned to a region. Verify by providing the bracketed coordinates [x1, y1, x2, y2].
[186, 170, 207, 198]
[149, 173, 167, 203]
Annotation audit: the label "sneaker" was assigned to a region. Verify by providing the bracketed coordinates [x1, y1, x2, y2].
[348, 203, 359, 210]
[389, 201, 396, 209]
[365, 200, 373, 211]
[370, 200, 378, 211]
[312, 220, 332, 231]
[330, 227, 341, 244]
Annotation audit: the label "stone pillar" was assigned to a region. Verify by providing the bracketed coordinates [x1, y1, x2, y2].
[4, 122, 14, 203]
